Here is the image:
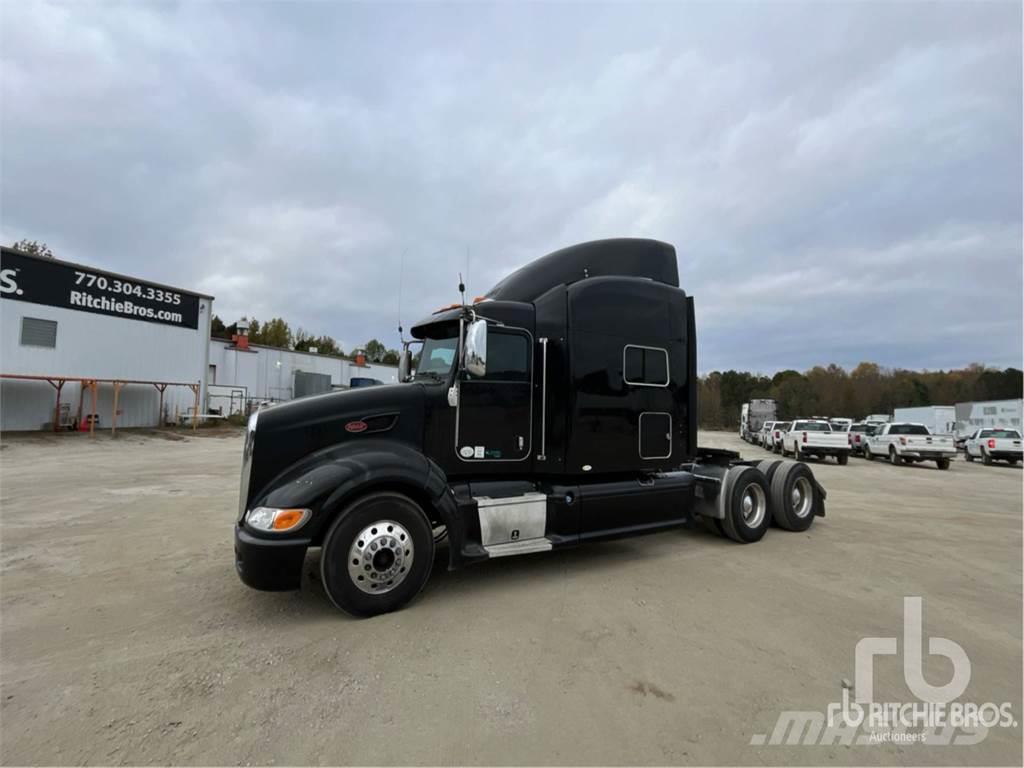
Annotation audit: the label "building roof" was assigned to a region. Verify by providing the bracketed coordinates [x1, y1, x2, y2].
[0, 245, 215, 300]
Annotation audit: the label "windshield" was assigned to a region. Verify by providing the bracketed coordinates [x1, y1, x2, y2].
[980, 429, 1021, 439]
[794, 421, 831, 431]
[889, 424, 930, 435]
[415, 336, 458, 380]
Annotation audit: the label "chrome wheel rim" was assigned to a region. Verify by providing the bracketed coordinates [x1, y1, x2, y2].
[740, 482, 767, 528]
[791, 477, 813, 518]
[348, 520, 413, 595]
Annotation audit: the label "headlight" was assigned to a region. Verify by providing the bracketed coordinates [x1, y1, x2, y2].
[245, 507, 311, 533]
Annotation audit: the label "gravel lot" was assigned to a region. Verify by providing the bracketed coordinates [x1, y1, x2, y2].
[1, 428, 1021, 765]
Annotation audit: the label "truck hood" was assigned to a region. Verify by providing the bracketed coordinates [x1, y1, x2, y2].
[246, 383, 428, 509]
[256, 383, 424, 434]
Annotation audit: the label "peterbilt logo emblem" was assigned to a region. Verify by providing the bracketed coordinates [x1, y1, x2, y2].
[345, 420, 368, 433]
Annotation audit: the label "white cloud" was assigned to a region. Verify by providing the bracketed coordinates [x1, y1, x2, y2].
[1, 0, 1020, 370]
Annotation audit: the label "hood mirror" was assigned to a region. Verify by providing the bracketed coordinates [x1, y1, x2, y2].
[464, 318, 487, 378]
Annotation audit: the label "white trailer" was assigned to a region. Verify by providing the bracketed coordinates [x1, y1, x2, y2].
[892, 406, 956, 435]
[954, 399, 1023, 438]
[740, 398, 777, 442]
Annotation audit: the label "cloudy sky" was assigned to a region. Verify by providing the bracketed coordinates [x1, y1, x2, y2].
[2, 0, 1021, 373]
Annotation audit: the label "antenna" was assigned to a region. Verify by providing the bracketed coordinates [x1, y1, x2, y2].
[458, 272, 466, 308]
[397, 249, 406, 343]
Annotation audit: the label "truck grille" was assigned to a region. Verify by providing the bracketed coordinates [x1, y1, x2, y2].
[238, 412, 258, 521]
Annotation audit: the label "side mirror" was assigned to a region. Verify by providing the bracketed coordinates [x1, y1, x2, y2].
[464, 318, 487, 378]
[398, 347, 411, 382]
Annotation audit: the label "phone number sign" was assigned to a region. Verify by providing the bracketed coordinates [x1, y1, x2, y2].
[0, 248, 202, 329]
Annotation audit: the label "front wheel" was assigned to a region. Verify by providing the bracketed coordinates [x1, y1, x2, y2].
[965, 450, 974, 463]
[320, 492, 435, 618]
[864, 447, 874, 461]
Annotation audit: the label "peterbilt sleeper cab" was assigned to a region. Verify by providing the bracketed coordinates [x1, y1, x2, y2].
[235, 238, 827, 617]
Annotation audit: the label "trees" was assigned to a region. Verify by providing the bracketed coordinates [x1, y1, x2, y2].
[294, 330, 343, 356]
[364, 339, 387, 363]
[698, 362, 1021, 429]
[256, 317, 292, 348]
[11, 239, 54, 258]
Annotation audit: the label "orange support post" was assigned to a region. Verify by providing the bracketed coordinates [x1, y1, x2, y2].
[76, 383, 85, 429]
[154, 383, 167, 428]
[190, 383, 200, 431]
[111, 381, 122, 437]
[47, 378, 65, 432]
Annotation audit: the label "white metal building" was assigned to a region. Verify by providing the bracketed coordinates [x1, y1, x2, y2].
[954, 399, 1023, 436]
[207, 338, 398, 413]
[1, 246, 213, 431]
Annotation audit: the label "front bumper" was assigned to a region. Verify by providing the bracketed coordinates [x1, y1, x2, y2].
[234, 526, 310, 591]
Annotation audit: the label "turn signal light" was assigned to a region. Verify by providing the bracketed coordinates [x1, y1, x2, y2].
[245, 506, 311, 534]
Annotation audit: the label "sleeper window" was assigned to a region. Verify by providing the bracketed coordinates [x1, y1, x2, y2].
[623, 345, 668, 386]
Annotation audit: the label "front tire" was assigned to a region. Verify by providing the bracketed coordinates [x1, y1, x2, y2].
[320, 492, 434, 618]
[864, 447, 874, 461]
[965, 450, 974, 463]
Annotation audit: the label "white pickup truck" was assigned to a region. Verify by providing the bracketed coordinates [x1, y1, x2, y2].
[781, 419, 851, 464]
[963, 428, 1022, 465]
[864, 422, 955, 469]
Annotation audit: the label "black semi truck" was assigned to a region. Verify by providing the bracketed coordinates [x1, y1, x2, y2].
[235, 238, 826, 617]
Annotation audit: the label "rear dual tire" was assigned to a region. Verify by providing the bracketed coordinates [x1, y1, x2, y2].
[707, 460, 820, 542]
[770, 461, 819, 532]
[719, 466, 771, 544]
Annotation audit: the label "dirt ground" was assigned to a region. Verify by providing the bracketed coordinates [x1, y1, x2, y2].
[1, 428, 1021, 766]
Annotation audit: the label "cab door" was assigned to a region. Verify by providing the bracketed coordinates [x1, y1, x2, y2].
[455, 327, 533, 464]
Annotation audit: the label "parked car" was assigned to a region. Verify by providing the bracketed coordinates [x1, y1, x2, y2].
[769, 421, 791, 453]
[756, 420, 779, 448]
[963, 428, 1022, 465]
[864, 422, 955, 469]
[829, 417, 853, 432]
[781, 419, 851, 464]
[847, 422, 876, 456]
